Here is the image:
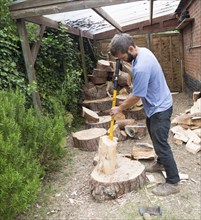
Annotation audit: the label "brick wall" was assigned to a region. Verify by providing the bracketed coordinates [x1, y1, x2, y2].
[182, 0, 201, 91]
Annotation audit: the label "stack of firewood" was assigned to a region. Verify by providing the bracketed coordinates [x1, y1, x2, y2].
[171, 91, 201, 154]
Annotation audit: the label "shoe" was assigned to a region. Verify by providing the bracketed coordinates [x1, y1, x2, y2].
[145, 162, 165, 173]
[152, 183, 180, 196]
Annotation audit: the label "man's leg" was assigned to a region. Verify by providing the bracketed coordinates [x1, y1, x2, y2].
[149, 106, 180, 184]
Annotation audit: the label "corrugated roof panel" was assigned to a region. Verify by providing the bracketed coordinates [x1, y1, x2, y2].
[44, 0, 180, 34]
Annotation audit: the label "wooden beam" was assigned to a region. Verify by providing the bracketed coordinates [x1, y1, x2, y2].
[25, 16, 94, 39]
[16, 19, 42, 111]
[92, 7, 122, 33]
[31, 25, 46, 65]
[150, 0, 154, 25]
[79, 31, 88, 83]
[9, 0, 145, 19]
[94, 13, 177, 40]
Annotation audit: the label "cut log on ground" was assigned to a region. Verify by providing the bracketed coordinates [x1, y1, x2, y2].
[126, 106, 146, 120]
[90, 154, 146, 201]
[86, 115, 111, 130]
[82, 97, 112, 112]
[125, 124, 147, 139]
[82, 106, 99, 123]
[132, 143, 155, 160]
[115, 119, 136, 129]
[72, 128, 106, 151]
[171, 112, 201, 128]
[83, 82, 107, 100]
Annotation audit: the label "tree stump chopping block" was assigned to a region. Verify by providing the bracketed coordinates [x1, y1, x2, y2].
[90, 155, 146, 202]
[72, 128, 106, 151]
[86, 115, 111, 130]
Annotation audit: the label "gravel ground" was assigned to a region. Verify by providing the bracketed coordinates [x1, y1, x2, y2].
[21, 92, 201, 220]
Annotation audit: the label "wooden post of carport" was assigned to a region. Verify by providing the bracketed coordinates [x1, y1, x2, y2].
[16, 18, 42, 111]
[79, 30, 88, 83]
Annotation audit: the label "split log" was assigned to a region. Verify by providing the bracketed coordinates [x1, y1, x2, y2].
[118, 70, 132, 87]
[118, 130, 127, 141]
[119, 88, 129, 96]
[86, 115, 111, 130]
[96, 135, 118, 175]
[171, 112, 201, 128]
[115, 119, 136, 129]
[82, 97, 112, 112]
[190, 98, 201, 114]
[82, 106, 99, 123]
[72, 128, 106, 151]
[125, 124, 147, 139]
[186, 141, 201, 154]
[83, 82, 107, 100]
[132, 143, 155, 160]
[193, 91, 201, 102]
[116, 94, 128, 106]
[90, 154, 146, 201]
[106, 81, 114, 97]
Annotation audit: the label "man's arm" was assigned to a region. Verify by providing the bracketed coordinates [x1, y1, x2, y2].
[110, 93, 140, 116]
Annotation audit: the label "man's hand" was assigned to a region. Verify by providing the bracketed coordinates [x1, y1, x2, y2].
[110, 106, 122, 116]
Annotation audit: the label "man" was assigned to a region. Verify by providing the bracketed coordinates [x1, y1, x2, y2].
[109, 33, 180, 196]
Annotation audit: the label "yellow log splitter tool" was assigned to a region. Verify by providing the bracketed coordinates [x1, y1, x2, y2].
[108, 59, 121, 140]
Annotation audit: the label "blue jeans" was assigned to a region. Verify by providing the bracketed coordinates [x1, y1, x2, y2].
[146, 106, 180, 184]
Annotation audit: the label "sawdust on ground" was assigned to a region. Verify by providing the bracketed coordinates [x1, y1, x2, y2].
[21, 92, 201, 220]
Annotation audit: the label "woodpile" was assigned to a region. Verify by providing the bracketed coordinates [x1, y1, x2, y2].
[171, 92, 201, 154]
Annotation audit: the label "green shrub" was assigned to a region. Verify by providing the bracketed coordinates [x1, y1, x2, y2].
[0, 90, 67, 219]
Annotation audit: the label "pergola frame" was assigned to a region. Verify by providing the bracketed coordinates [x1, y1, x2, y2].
[9, 0, 179, 110]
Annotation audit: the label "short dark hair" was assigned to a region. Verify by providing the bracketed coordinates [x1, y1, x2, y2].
[109, 33, 135, 56]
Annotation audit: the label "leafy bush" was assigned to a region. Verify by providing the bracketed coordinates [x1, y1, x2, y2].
[0, 90, 67, 219]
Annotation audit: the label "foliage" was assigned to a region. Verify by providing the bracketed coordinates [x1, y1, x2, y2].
[0, 90, 67, 219]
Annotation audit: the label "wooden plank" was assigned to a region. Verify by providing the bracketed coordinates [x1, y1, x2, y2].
[9, 0, 145, 19]
[31, 25, 46, 65]
[79, 33, 88, 83]
[93, 7, 122, 33]
[16, 19, 42, 110]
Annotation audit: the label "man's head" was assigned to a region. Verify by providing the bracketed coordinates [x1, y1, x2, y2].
[109, 33, 137, 62]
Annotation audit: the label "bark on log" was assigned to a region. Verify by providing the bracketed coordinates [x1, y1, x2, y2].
[83, 82, 107, 100]
[86, 115, 111, 130]
[122, 61, 132, 77]
[72, 128, 107, 151]
[90, 155, 146, 201]
[92, 69, 108, 78]
[82, 97, 112, 112]
[82, 106, 99, 123]
[89, 75, 107, 85]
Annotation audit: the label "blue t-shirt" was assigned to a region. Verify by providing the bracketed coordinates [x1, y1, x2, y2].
[132, 47, 172, 118]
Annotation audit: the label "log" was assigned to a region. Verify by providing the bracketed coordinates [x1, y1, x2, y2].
[115, 119, 136, 129]
[118, 130, 127, 141]
[122, 61, 132, 77]
[171, 112, 201, 128]
[132, 143, 155, 160]
[96, 135, 118, 175]
[126, 106, 146, 120]
[193, 91, 201, 102]
[125, 124, 147, 139]
[86, 115, 111, 130]
[82, 97, 112, 112]
[82, 106, 99, 123]
[118, 70, 132, 86]
[83, 82, 107, 100]
[106, 81, 114, 97]
[72, 128, 106, 151]
[89, 75, 107, 85]
[90, 155, 146, 201]
[92, 69, 108, 78]
[97, 60, 114, 72]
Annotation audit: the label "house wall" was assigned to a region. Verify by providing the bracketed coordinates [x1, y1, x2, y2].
[182, 0, 201, 91]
